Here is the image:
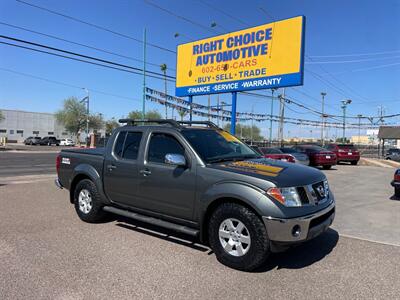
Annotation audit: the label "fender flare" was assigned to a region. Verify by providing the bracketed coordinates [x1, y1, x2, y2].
[69, 164, 110, 205]
[197, 181, 273, 243]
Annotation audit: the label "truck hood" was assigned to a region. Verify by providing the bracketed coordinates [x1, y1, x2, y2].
[208, 158, 326, 187]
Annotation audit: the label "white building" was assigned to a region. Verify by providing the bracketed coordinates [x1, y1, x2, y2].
[0, 109, 70, 143]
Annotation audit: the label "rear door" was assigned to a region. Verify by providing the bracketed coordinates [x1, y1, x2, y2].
[103, 130, 143, 207]
[136, 131, 196, 220]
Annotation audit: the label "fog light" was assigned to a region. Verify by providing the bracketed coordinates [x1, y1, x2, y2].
[292, 225, 301, 237]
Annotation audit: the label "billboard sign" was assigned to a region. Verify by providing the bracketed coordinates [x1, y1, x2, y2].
[175, 16, 305, 97]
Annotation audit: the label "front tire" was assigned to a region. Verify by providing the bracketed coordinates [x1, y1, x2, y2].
[73, 179, 107, 223]
[323, 165, 332, 170]
[208, 203, 270, 271]
[351, 160, 358, 165]
[395, 188, 400, 198]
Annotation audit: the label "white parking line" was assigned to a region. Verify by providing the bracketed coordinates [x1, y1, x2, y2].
[339, 233, 400, 247]
[0, 174, 54, 185]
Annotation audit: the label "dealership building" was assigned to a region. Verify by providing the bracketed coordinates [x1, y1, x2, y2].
[0, 109, 70, 143]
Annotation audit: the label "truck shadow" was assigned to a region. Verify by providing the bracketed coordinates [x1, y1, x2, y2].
[113, 216, 339, 272]
[114, 216, 210, 252]
[253, 228, 339, 273]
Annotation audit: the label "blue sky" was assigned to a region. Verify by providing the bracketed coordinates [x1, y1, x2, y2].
[0, 0, 399, 139]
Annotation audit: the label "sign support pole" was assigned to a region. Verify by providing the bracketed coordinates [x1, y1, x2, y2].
[142, 28, 147, 121]
[189, 95, 193, 121]
[230, 92, 237, 135]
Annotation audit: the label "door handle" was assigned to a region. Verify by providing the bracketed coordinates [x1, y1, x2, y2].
[139, 169, 152, 176]
[107, 164, 117, 171]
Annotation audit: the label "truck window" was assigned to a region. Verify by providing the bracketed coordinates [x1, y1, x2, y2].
[147, 133, 185, 164]
[122, 132, 142, 160]
[114, 131, 127, 157]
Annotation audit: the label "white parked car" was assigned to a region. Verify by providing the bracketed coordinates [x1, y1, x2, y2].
[60, 138, 75, 146]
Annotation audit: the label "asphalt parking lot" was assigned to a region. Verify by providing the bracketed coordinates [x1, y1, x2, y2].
[1, 152, 399, 299]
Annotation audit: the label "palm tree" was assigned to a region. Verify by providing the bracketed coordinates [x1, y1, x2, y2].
[160, 63, 168, 119]
[178, 109, 187, 121]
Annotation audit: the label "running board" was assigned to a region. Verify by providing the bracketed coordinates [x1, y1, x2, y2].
[103, 206, 199, 237]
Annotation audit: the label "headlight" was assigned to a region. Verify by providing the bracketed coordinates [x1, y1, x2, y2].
[267, 187, 302, 207]
[324, 180, 330, 197]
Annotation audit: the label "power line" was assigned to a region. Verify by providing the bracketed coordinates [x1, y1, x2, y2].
[196, 0, 250, 27]
[15, 0, 176, 54]
[0, 35, 176, 80]
[0, 40, 174, 82]
[306, 55, 400, 64]
[328, 62, 400, 76]
[309, 49, 400, 58]
[143, 0, 221, 34]
[0, 67, 142, 102]
[0, 21, 176, 72]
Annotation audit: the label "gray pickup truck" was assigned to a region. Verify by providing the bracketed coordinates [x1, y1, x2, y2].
[55, 119, 335, 271]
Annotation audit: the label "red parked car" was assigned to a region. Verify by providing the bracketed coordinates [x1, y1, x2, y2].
[325, 144, 360, 165]
[256, 147, 296, 163]
[292, 145, 337, 169]
[391, 169, 400, 197]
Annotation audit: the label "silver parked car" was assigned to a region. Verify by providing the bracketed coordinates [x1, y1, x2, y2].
[385, 148, 400, 162]
[280, 147, 310, 165]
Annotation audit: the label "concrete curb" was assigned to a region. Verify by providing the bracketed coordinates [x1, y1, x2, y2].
[360, 158, 396, 168]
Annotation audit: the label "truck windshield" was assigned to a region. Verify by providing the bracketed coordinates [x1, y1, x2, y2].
[181, 129, 260, 163]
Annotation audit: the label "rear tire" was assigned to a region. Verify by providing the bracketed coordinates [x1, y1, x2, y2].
[208, 202, 270, 271]
[351, 160, 358, 165]
[323, 165, 332, 170]
[395, 188, 400, 198]
[73, 179, 107, 223]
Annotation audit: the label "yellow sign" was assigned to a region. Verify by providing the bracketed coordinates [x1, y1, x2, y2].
[175, 16, 305, 96]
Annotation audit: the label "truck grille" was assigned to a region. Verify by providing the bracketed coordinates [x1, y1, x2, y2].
[296, 187, 310, 204]
[312, 181, 327, 201]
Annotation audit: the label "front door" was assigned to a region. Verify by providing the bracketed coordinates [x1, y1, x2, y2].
[137, 132, 196, 220]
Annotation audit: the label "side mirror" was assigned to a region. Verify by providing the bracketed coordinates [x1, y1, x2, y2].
[165, 153, 186, 167]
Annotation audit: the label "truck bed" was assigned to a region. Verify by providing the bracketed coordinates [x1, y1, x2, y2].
[61, 147, 105, 156]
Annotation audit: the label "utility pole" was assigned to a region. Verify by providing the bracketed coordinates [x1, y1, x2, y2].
[80, 88, 89, 146]
[278, 88, 286, 147]
[357, 114, 363, 145]
[341, 99, 352, 142]
[217, 95, 220, 126]
[269, 88, 277, 145]
[320, 92, 327, 146]
[208, 95, 211, 121]
[251, 104, 254, 144]
[142, 28, 147, 121]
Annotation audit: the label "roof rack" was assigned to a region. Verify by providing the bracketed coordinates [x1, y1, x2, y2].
[178, 121, 221, 129]
[118, 119, 181, 128]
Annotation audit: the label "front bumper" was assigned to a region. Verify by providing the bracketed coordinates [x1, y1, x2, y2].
[262, 200, 335, 243]
[391, 180, 400, 188]
[55, 178, 63, 189]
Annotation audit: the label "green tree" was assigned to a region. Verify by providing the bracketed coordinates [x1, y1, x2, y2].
[88, 113, 104, 132]
[105, 118, 119, 136]
[0, 110, 4, 122]
[223, 123, 263, 141]
[55, 97, 104, 138]
[55, 97, 87, 137]
[178, 109, 187, 121]
[127, 109, 162, 120]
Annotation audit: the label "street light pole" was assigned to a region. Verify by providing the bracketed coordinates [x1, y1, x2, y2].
[278, 88, 286, 147]
[357, 114, 363, 145]
[142, 28, 147, 121]
[320, 92, 326, 146]
[269, 88, 277, 145]
[251, 104, 254, 144]
[341, 99, 352, 143]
